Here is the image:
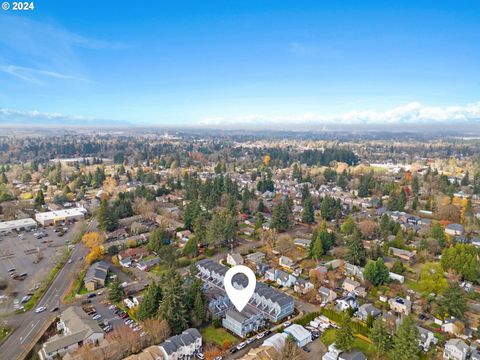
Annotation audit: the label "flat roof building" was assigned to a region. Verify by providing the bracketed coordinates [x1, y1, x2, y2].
[35, 207, 87, 226]
[0, 218, 37, 234]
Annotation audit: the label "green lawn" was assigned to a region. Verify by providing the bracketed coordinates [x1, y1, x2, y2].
[321, 329, 377, 358]
[201, 325, 238, 347]
[0, 327, 11, 343]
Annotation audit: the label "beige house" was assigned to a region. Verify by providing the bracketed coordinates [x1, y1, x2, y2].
[38, 307, 104, 360]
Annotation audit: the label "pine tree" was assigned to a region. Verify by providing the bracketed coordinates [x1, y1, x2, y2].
[301, 196, 315, 223]
[138, 282, 162, 320]
[158, 271, 188, 334]
[34, 190, 45, 208]
[371, 318, 392, 355]
[364, 258, 390, 286]
[346, 229, 367, 266]
[183, 237, 199, 258]
[108, 278, 125, 303]
[391, 316, 420, 360]
[335, 313, 354, 352]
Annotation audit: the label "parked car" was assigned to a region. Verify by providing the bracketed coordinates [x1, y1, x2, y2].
[282, 321, 292, 327]
[92, 314, 102, 320]
[246, 337, 255, 344]
[236, 342, 246, 350]
[87, 293, 97, 299]
[196, 352, 205, 360]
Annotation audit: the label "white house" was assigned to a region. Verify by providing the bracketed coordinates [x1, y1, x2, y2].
[443, 338, 468, 360]
[227, 253, 244, 266]
[284, 324, 312, 347]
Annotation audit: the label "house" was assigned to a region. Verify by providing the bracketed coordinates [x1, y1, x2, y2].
[293, 278, 314, 295]
[227, 253, 244, 266]
[356, 303, 381, 321]
[318, 287, 337, 304]
[276, 270, 297, 288]
[344, 263, 364, 280]
[119, 257, 132, 268]
[417, 326, 436, 352]
[389, 247, 415, 262]
[340, 352, 367, 360]
[336, 295, 359, 312]
[342, 278, 361, 293]
[176, 229, 192, 243]
[222, 307, 264, 338]
[262, 333, 288, 354]
[443, 338, 469, 360]
[124, 297, 140, 309]
[118, 247, 149, 261]
[294, 238, 311, 248]
[158, 328, 202, 360]
[237, 345, 278, 360]
[388, 296, 412, 315]
[123, 346, 164, 360]
[38, 307, 104, 360]
[283, 324, 312, 347]
[445, 223, 465, 236]
[84, 261, 109, 291]
[246, 252, 266, 264]
[442, 318, 465, 336]
[136, 257, 161, 271]
[279, 256, 295, 270]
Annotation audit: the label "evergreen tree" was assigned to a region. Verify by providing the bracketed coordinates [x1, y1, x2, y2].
[97, 199, 118, 231]
[108, 278, 125, 303]
[301, 196, 315, 223]
[371, 318, 392, 355]
[440, 284, 467, 319]
[137, 282, 162, 320]
[183, 237, 199, 258]
[364, 258, 390, 286]
[391, 316, 420, 360]
[34, 190, 45, 208]
[271, 202, 292, 232]
[335, 313, 354, 352]
[346, 229, 367, 266]
[158, 271, 188, 334]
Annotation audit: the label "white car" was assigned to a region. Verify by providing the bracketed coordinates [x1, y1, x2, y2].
[92, 314, 102, 320]
[282, 321, 292, 327]
[236, 342, 246, 350]
[35, 306, 47, 313]
[196, 352, 205, 360]
[246, 337, 255, 344]
[256, 332, 266, 340]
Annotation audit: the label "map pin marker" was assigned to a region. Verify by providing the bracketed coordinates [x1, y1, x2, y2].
[224, 265, 256, 312]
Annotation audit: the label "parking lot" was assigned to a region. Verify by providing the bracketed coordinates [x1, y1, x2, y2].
[0, 224, 81, 313]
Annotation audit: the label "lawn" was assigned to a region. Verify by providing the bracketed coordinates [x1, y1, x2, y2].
[0, 327, 11, 343]
[321, 329, 377, 358]
[201, 325, 238, 347]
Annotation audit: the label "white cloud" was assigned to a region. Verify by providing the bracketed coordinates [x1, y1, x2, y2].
[0, 108, 92, 123]
[0, 64, 83, 85]
[199, 101, 480, 126]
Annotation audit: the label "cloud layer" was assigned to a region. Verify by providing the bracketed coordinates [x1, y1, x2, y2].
[200, 101, 480, 126]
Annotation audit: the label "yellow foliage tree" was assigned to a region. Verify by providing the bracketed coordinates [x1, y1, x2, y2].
[82, 232, 105, 249]
[85, 245, 103, 264]
[103, 176, 117, 196]
[263, 155, 270, 166]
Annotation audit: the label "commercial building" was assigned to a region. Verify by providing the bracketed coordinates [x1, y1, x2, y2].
[0, 218, 37, 234]
[38, 307, 104, 360]
[35, 207, 87, 226]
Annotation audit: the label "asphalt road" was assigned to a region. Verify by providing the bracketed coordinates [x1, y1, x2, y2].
[0, 218, 95, 360]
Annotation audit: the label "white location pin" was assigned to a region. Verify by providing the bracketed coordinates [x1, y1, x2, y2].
[224, 265, 256, 312]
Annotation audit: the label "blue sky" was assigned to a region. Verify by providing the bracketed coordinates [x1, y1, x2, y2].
[0, 0, 479, 127]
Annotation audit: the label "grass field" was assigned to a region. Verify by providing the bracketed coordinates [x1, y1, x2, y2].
[201, 325, 238, 347]
[321, 329, 377, 358]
